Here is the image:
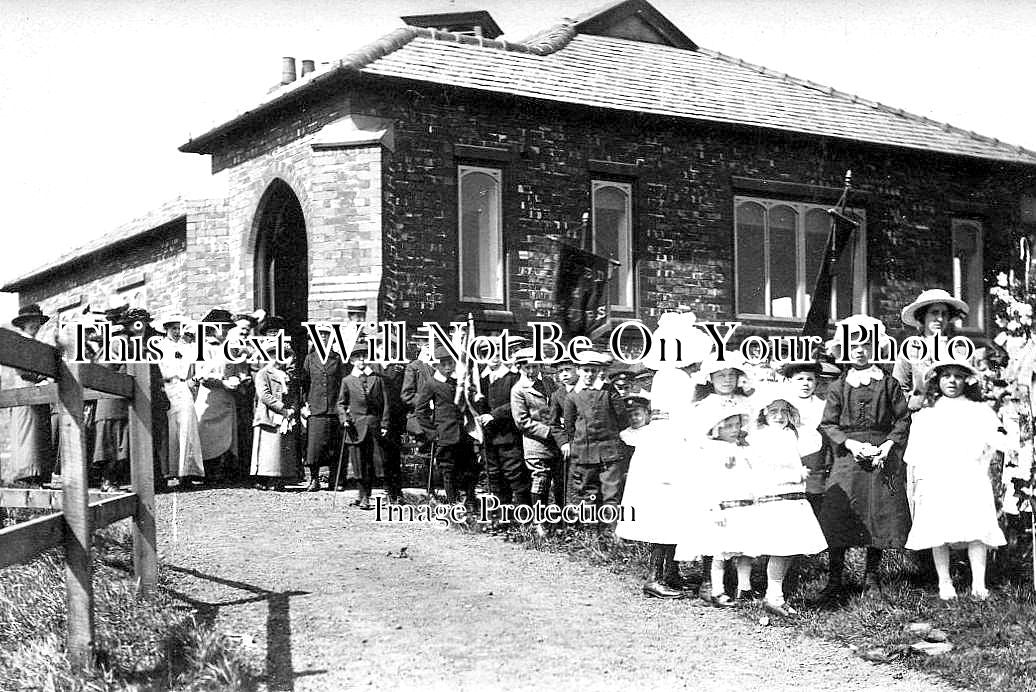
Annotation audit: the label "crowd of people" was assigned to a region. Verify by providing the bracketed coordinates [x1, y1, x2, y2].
[1, 287, 1015, 615]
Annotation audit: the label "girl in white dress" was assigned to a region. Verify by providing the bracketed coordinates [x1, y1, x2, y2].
[675, 350, 755, 605]
[904, 359, 1010, 600]
[616, 312, 713, 598]
[744, 397, 827, 616]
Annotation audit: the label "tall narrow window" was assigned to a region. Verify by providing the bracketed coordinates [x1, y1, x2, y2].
[458, 166, 503, 303]
[592, 181, 633, 310]
[952, 218, 984, 329]
[734, 195, 866, 320]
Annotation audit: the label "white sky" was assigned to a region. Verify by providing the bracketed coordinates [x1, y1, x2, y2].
[1, 0, 1034, 318]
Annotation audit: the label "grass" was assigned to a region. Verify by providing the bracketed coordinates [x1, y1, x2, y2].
[0, 515, 258, 691]
[488, 518, 1036, 692]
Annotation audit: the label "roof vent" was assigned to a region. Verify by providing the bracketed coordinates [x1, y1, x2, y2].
[401, 10, 503, 39]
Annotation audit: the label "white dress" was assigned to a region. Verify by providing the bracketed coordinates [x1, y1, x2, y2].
[904, 397, 1008, 550]
[158, 339, 205, 478]
[673, 392, 755, 560]
[736, 426, 826, 557]
[616, 369, 697, 544]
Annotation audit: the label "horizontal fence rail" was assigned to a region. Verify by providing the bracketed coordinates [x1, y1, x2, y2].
[0, 326, 157, 671]
[0, 493, 139, 569]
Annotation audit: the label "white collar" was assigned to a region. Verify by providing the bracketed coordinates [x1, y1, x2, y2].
[846, 365, 884, 387]
[485, 364, 510, 383]
[433, 370, 448, 383]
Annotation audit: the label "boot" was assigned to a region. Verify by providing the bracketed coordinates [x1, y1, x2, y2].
[643, 546, 683, 599]
[443, 476, 458, 504]
[305, 466, 321, 492]
[464, 482, 479, 514]
[864, 547, 883, 594]
[662, 547, 696, 591]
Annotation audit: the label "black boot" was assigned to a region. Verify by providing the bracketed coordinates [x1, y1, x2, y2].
[864, 547, 883, 594]
[443, 475, 458, 504]
[818, 548, 847, 603]
[662, 546, 696, 591]
[305, 466, 321, 492]
[643, 545, 684, 599]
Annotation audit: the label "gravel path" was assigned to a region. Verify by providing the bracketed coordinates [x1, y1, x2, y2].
[156, 488, 958, 691]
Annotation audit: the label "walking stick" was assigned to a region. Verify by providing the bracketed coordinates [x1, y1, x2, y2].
[331, 431, 347, 510]
[426, 439, 437, 501]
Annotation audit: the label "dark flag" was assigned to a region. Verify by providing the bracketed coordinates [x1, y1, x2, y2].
[551, 240, 613, 339]
[802, 172, 861, 339]
[802, 210, 860, 338]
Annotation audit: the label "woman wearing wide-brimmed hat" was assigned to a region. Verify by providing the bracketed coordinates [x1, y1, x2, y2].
[817, 314, 912, 600]
[2, 304, 55, 486]
[156, 313, 205, 483]
[892, 288, 969, 412]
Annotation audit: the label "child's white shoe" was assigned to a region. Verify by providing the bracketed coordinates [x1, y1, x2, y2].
[938, 583, 957, 601]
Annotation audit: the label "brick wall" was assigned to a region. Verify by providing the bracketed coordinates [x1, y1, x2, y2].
[209, 124, 384, 323]
[206, 77, 1036, 338]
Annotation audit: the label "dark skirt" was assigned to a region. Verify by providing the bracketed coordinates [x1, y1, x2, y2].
[92, 418, 129, 464]
[818, 430, 911, 549]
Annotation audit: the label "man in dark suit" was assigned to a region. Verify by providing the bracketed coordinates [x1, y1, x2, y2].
[476, 344, 531, 506]
[300, 334, 349, 491]
[401, 342, 436, 449]
[414, 347, 478, 508]
[336, 344, 389, 509]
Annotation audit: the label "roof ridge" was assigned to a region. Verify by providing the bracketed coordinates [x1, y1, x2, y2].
[403, 21, 578, 56]
[698, 46, 1036, 159]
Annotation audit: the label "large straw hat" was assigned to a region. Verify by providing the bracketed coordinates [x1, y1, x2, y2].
[924, 356, 980, 382]
[900, 289, 969, 330]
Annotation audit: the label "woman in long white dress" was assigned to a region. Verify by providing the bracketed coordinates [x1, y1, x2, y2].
[155, 314, 205, 483]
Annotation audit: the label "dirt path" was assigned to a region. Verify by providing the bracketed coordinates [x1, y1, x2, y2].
[157, 488, 956, 691]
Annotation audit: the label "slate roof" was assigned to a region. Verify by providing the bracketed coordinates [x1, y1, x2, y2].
[180, 3, 1036, 166]
[1, 198, 200, 291]
[361, 32, 1036, 164]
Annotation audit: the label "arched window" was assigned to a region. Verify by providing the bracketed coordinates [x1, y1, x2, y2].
[952, 218, 983, 329]
[592, 181, 634, 310]
[458, 166, 503, 303]
[734, 195, 866, 320]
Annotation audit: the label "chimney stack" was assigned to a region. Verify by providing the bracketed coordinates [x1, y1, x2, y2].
[301, 59, 315, 77]
[281, 57, 297, 85]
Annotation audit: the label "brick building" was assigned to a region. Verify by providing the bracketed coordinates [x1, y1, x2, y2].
[5, 0, 1036, 340]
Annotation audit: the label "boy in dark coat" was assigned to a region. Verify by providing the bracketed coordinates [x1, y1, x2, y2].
[414, 348, 479, 509]
[477, 343, 531, 506]
[336, 344, 389, 510]
[562, 352, 630, 514]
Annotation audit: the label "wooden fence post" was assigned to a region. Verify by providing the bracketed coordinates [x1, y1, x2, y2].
[128, 362, 157, 594]
[57, 360, 94, 671]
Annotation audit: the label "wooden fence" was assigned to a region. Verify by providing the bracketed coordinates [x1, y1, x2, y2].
[0, 326, 157, 671]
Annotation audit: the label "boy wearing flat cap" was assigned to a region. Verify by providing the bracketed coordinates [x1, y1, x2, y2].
[562, 351, 631, 518]
[414, 346, 479, 508]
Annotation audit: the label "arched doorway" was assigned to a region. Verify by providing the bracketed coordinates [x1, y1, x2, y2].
[254, 179, 308, 339]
